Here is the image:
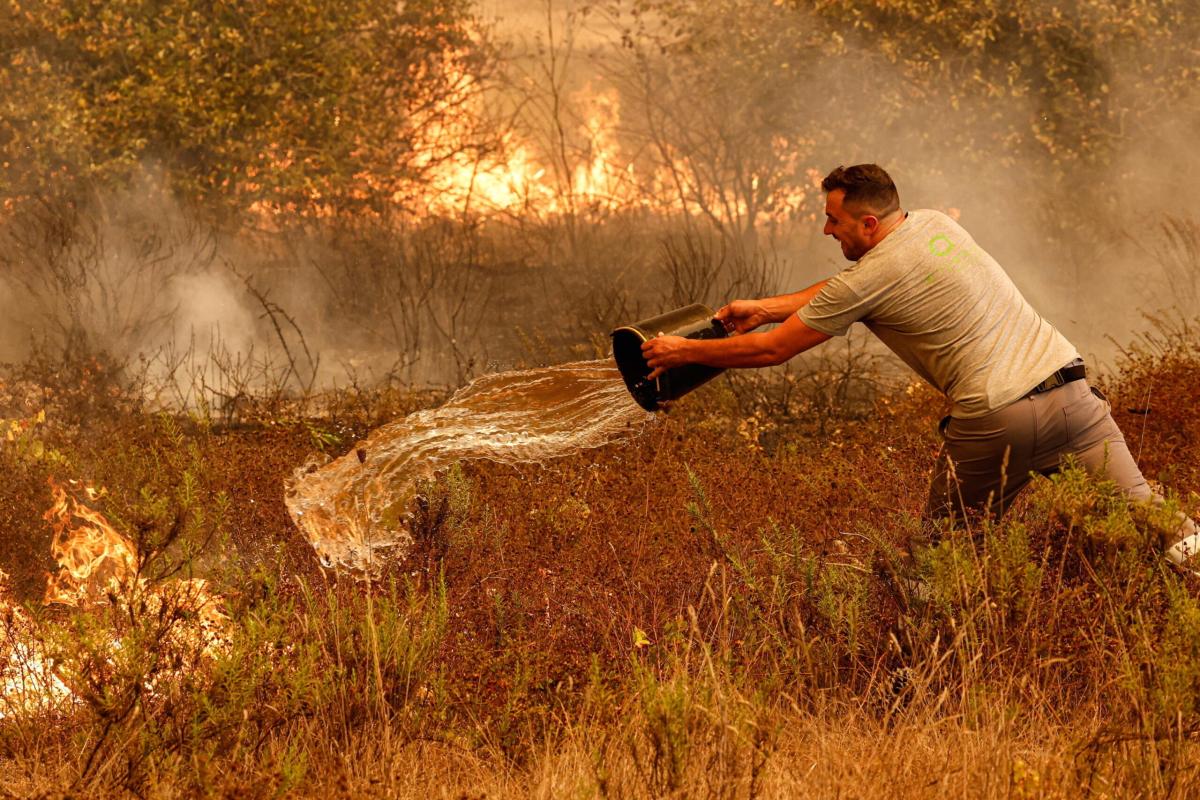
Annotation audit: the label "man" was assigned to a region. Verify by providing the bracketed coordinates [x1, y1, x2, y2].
[642, 163, 1198, 570]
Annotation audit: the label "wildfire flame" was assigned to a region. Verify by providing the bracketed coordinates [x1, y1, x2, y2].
[0, 479, 229, 719]
[243, 53, 816, 229]
[411, 79, 819, 228]
[41, 479, 227, 644]
[43, 479, 138, 607]
[415, 85, 650, 217]
[0, 570, 72, 719]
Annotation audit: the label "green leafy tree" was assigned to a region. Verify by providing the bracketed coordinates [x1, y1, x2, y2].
[601, 0, 1199, 250]
[0, 0, 493, 218]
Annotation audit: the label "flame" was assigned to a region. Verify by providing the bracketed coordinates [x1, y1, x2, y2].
[0, 570, 72, 719]
[41, 479, 227, 646]
[238, 51, 817, 228]
[1, 479, 229, 718]
[417, 85, 658, 218]
[43, 479, 138, 606]
[409, 80, 821, 228]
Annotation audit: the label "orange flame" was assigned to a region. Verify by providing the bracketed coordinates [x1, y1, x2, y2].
[238, 51, 817, 228]
[0, 480, 230, 718]
[43, 479, 228, 648]
[416, 85, 656, 218]
[41, 480, 228, 647]
[0, 426, 234, 720]
[43, 479, 139, 607]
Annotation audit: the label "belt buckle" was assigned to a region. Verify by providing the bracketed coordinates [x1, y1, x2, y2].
[1032, 371, 1064, 395]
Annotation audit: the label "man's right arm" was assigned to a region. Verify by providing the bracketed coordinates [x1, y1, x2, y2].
[714, 280, 830, 333]
[759, 280, 831, 322]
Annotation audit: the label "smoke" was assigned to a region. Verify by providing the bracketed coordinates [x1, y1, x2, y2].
[728, 3, 1200, 370]
[2, 0, 1196, 401]
[0, 172, 262, 404]
[0, 168, 504, 404]
[170, 273, 254, 347]
[0, 173, 269, 406]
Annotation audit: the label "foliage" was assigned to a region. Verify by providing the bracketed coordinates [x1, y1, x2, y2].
[0, 0, 491, 217]
[1, 321, 1199, 794]
[797, 0, 1200, 178]
[590, 0, 1200, 249]
[1, 1, 1200, 792]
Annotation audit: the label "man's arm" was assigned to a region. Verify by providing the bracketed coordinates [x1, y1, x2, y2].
[758, 280, 831, 322]
[715, 279, 830, 332]
[642, 313, 831, 378]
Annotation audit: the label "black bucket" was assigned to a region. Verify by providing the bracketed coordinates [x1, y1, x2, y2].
[611, 303, 728, 411]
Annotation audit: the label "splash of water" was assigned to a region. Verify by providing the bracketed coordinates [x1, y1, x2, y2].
[285, 360, 653, 572]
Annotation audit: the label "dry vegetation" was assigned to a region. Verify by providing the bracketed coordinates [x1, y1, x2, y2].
[0, 315, 1198, 798]
[4, 0, 1200, 796]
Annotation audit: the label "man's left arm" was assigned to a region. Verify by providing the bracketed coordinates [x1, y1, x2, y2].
[642, 313, 831, 378]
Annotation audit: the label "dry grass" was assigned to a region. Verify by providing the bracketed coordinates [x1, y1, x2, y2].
[1, 317, 1199, 798]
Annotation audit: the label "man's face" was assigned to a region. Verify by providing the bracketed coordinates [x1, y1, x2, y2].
[823, 189, 874, 262]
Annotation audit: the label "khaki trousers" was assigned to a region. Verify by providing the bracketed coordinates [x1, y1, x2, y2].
[926, 377, 1199, 561]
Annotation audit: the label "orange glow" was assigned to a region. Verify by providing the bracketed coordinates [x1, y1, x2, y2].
[241, 53, 815, 228]
[42, 479, 227, 649]
[1, 479, 229, 717]
[415, 86, 650, 217]
[43, 479, 138, 606]
[410, 80, 818, 227]
[0, 570, 72, 719]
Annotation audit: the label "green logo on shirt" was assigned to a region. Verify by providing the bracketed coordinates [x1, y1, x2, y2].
[925, 233, 982, 282]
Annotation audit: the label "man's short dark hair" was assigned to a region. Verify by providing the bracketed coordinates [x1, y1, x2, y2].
[821, 164, 899, 217]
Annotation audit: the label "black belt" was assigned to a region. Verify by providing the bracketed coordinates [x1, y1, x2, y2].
[1026, 360, 1087, 396]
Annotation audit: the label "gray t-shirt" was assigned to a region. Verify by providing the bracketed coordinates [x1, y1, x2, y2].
[799, 209, 1078, 418]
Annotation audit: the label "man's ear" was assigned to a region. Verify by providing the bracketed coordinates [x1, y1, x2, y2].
[860, 214, 880, 234]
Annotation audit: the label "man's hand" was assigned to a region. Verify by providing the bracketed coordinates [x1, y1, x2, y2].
[714, 300, 772, 334]
[641, 334, 690, 380]
[639, 314, 831, 378]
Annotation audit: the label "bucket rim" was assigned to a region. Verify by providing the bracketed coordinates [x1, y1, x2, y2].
[610, 325, 659, 411]
[611, 325, 650, 342]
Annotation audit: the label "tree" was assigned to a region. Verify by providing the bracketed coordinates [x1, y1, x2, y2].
[798, 0, 1200, 181]
[600, 0, 1200, 251]
[0, 0, 494, 219]
[600, 0, 850, 250]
